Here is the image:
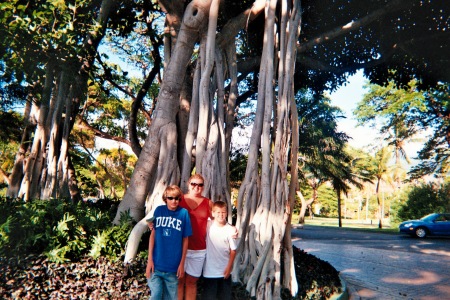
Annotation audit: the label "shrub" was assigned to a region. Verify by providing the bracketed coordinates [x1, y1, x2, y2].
[397, 182, 449, 221]
[0, 197, 135, 262]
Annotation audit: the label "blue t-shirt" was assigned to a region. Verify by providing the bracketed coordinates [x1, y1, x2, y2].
[152, 205, 192, 273]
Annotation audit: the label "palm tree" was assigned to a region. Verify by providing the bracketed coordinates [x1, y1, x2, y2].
[295, 92, 357, 225]
[373, 146, 394, 228]
[345, 147, 377, 221]
[385, 116, 412, 188]
[354, 80, 424, 188]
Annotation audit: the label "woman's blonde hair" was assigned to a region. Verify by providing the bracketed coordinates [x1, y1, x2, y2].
[188, 173, 204, 184]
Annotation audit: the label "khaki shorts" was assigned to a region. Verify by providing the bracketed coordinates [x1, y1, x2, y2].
[184, 249, 207, 277]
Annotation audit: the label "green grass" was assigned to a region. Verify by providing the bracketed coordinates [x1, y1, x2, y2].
[291, 215, 399, 234]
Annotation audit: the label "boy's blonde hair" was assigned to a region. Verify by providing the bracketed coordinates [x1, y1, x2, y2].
[212, 200, 227, 212]
[162, 185, 182, 203]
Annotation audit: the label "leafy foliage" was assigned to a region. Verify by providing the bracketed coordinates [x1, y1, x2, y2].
[355, 79, 450, 179]
[409, 83, 450, 178]
[0, 141, 19, 187]
[397, 182, 450, 221]
[354, 79, 425, 150]
[229, 150, 248, 183]
[0, 197, 134, 262]
[296, 90, 362, 218]
[315, 185, 340, 217]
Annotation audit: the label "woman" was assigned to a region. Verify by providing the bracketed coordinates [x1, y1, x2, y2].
[177, 174, 213, 300]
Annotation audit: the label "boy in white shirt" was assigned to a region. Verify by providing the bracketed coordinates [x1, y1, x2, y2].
[201, 200, 237, 300]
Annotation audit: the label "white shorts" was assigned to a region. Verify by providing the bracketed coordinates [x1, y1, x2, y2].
[184, 249, 207, 277]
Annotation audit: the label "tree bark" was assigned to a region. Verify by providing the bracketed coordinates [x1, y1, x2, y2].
[376, 178, 383, 229]
[41, 70, 70, 199]
[232, 0, 301, 298]
[338, 190, 343, 227]
[6, 92, 35, 198]
[297, 191, 314, 225]
[18, 61, 55, 201]
[114, 0, 213, 225]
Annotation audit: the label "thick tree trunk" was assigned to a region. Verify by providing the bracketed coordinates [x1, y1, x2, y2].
[232, 0, 301, 298]
[376, 179, 383, 229]
[6, 93, 35, 198]
[114, 0, 213, 225]
[18, 62, 54, 201]
[122, 0, 238, 261]
[297, 191, 314, 225]
[12, 0, 114, 201]
[42, 70, 70, 199]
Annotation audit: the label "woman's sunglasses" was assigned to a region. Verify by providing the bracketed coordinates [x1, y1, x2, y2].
[190, 182, 204, 187]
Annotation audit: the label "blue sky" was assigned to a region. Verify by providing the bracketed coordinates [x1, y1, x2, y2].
[328, 70, 376, 149]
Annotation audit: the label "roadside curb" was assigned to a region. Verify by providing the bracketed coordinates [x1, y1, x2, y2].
[330, 274, 360, 300]
[336, 275, 361, 300]
[329, 275, 348, 300]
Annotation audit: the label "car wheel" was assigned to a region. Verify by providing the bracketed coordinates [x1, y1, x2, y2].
[415, 227, 427, 238]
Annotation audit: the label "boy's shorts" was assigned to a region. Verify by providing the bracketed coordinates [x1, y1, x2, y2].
[185, 249, 207, 277]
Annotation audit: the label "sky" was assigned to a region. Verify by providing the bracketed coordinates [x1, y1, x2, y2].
[328, 70, 375, 149]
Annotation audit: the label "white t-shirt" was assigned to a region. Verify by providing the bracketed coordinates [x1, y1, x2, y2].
[202, 221, 237, 278]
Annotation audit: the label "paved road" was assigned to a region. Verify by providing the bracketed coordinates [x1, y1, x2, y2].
[291, 225, 450, 300]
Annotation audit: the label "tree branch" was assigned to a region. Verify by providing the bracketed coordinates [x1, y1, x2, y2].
[297, 0, 409, 54]
[96, 55, 135, 98]
[129, 34, 163, 157]
[77, 118, 132, 147]
[216, 0, 266, 49]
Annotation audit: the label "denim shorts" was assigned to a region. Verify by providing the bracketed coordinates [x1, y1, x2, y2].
[147, 269, 178, 300]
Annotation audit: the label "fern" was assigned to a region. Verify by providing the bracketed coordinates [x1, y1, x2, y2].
[89, 230, 109, 259]
[46, 246, 71, 263]
[55, 213, 76, 238]
[0, 197, 142, 262]
[0, 216, 12, 254]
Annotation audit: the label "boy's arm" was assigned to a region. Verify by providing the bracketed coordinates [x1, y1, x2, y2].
[231, 225, 238, 239]
[146, 229, 155, 278]
[223, 249, 236, 279]
[177, 236, 189, 278]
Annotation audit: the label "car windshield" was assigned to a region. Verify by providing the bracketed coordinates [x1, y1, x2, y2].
[420, 213, 438, 221]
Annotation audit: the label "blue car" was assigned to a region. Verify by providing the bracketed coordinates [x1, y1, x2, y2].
[399, 213, 450, 238]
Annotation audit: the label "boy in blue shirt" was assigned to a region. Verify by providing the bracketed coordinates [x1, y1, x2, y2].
[146, 185, 192, 300]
